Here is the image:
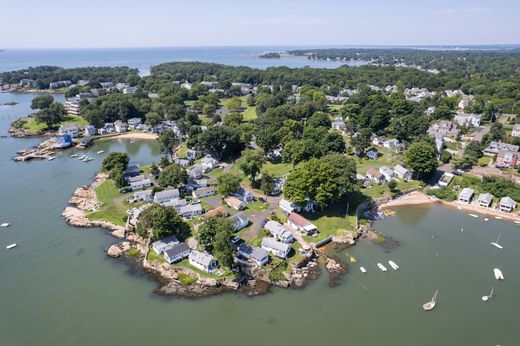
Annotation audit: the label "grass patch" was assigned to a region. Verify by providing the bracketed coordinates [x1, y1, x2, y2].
[86, 179, 132, 226]
[21, 115, 88, 132]
[127, 248, 139, 256]
[262, 162, 294, 178]
[244, 200, 269, 214]
[478, 156, 492, 166]
[301, 203, 357, 243]
[173, 259, 233, 279]
[178, 272, 198, 286]
[146, 249, 166, 263]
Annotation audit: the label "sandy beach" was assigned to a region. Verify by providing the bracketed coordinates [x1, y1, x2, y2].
[98, 132, 158, 140]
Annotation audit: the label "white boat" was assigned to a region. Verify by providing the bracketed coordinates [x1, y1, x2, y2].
[388, 260, 399, 270]
[0, 223, 10, 227]
[495, 216, 502, 220]
[78, 155, 85, 160]
[130, 140, 135, 144]
[481, 286, 494, 302]
[494, 268, 504, 280]
[377, 263, 387, 272]
[461, 228, 464, 232]
[6, 243, 16, 250]
[515, 221, 520, 224]
[360, 266, 367, 273]
[484, 218, 489, 222]
[469, 214, 479, 218]
[490, 233, 503, 250]
[97, 150, 104, 154]
[47, 156, 55, 161]
[423, 289, 438, 311]
[70, 154, 78, 158]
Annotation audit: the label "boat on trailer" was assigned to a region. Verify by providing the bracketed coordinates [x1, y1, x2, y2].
[377, 263, 387, 272]
[490, 233, 503, 250]
[423, 289, 438, 311]
[388, 260, 399, 270]
[494, 268, 504, 280]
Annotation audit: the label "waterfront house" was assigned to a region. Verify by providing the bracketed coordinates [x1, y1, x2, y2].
[438, 172, 454, 187]
[132, 189, 153, 203]
[287, 212, 317, 235]
[97, 128, 108, 135]
[130, 179, 152, 191]
[383, 139, 400, 149]
[499, 197, 517, 213]
[394, 164, 412, 181]
[356, 173, 372, 188]
[454, 113, 482, 127]
[84, 125, 96, 136]
[458, 188, 475, 204]
[366, 168, 385, 184]
[192, 186, 216, 199]
[163, 242, 191, 264]
[483, 141, 519, 156]
[278, 199, 301, 215]
[204, 206, 229, 218]
[127, 118, 142, 129]
[114, 120, 127, 133]
[264, 220, 293, 243]
[230, 212, 250, 231]
[225, 196, 245, 210]
[379, 166, 395, 182]
[512, 124, 520, 138]
[237, 243, 269, 267]
[124, 164, 141, 177]
[232, 188, 254, 203]
[495, 151, 518, 168]
[261, 237, 291, 259]
[152, 235, 180, 255]
[59, 124, 79, 138]
[189, 250, 217, 273]
[64, 97, 81, 116]
[477, 193, 494, 208]
[178, 204, 203, 218]
[54, 135, 73, 148]
[154, 189, 180, 204]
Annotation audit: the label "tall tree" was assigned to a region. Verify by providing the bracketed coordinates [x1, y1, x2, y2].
[101, 152, 129, 172]
[236, 149, 265, 183]
[137, 204, 189, 240]
[31, 95, 54, 110]
[216, 174, 242, 196]
[157, 129, 179, 159]
[404, 141, 438, 179]
[158, 164, 188, 187]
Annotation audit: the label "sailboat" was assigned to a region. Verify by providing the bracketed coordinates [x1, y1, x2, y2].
[423, 289, 438, 311]
[494, 268, 504, 280]
[490, 233, 503, 250]
[481, 287, 494, 302]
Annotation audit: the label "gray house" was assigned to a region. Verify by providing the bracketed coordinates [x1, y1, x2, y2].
[264, 220, 294, 243]
[477, 193, 493, 208]
[238, 243, 269, 267]
[458, 188, 475, 204]
[192, 186, 216, 198]
[261, 237, 291, 259]
[163, 242, 191, 263]
[152, 235, 180, 255]
[154, 188, 180, 204]
[499, 197, 517, 213]
[189, 250, 217, 273]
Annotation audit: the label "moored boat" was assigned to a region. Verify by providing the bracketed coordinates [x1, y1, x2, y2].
[490, 233, 503, 250]
[423, 289, 438, 311]
[1, 223, 10, 227]
[47, 156, 55, 161]
[360, 266, 367, 273]
[377, 263, 387, 272]
[469, 214, 478, 218]
[481, 286, 494, 302]
[97, 150, 104, 154]
[70, 154, 78, 158]
[494, 268, 504, 280]
[6, 243, 16, 249]
[388, 260, 399, 270]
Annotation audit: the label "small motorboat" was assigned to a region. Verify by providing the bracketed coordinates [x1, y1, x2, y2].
[70, 154, 78, 158]
[481, 286, 494, 302]
[495, 216, 502, 220]
[350, 256, 357, 263]
[97, 150, 104, 154]
[388, 260, 399, 270]
[1, 223, 10, 227]
[469, 214, 479, 218]
[515, 221, 520, 224]
[377, 263, 387, 272]
[423, 289, 438, 311]
[461, 228, 464, 232]
[490, 233, 503, 250]
[6, 243, 16, 250]
[494, 268, 504, 280]
[484, 218, 489, 222]
[360, 266, 367, 273]
[130, 140, 135, 144]
[47, 156, 55, 161]
[78, 155, 86, 160]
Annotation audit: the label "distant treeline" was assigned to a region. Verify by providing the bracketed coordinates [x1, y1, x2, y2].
[0, 66, 140, 88]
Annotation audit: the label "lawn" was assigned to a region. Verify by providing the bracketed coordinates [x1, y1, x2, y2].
[244, 200, 269, 215]
[173, 259, 233, 279]
[21, 115, 88, 132]
[361, 179, 421, 200]
[176, 143, 188, 158]
[478, 156, 492, 166]
[355, 156, 394, 169]
[301, 203, 357, 243]
[221, 96, 257, 121]
[262, 162, 294, 178]
[86, 179, 132, 226]
[146, 249, 166, 263]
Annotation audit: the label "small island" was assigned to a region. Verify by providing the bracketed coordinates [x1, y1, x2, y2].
[258, 52, 282, 59]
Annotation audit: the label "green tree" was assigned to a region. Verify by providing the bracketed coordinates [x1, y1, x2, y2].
[260, 171, 275, 196]
[150, 163, 160, 177]
[283, 140, 307, 167]
[137, 204, 189, 240]
[305, 111, 331, 129]
[31, 95, 54, 110]
[197, 216, 234, 268]
[195, 126, 244, 160]
[216, 174, 242, 196]
[157, 129, 179, 159]
[404, 141, 438, 179]
[101, 152, 130, 172]
[351, 128, 373, 155]
[158, 164, 188, 187]
[35, 102, 66, 129]
[110, 168, 128, 189]
[236, 149, 265, 184]
[226, 97, 242, 112]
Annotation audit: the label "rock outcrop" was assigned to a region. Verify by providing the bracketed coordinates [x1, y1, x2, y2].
[107, 242, 132, 257]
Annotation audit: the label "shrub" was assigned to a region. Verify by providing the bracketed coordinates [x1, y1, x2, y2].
[178, 273, 197, 286]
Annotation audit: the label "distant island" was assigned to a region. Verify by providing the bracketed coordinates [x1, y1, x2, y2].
[258, 52, 282, 59]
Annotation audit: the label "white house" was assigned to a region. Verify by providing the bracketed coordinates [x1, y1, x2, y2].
[154, 189, 180, 204]
[331, 121, 346, 131]
[84, 125, 96, 136]
[59, 124, 79, 138]
[232, 188, 254, 203]
[163, 243, 191, 264]
[366, 168, 385, 184]
[130, 179, 152, 191]
[230, 212, 250, 231]
[178, 204, 203, 218]
[200, 156, 220, 172]
[264, 220, 293, 243]
[379, 166, 395, 182]
[438, 172, 454, 187]
[261, 237, 291, 259]
[127, 118, 142, 128]
[454, 113, 482, 127]
[132, 189, 153, 203]
[162, 198, 188, 212]
[512, 124, 520, 138]
[286, 212, 317, 235]
[383, 139, 399, 149]
[499, 197, 517, 213]
[458, 188, 475, 204]
[394, 164, 412, 181]
[477, 193, 493, 208]
[189, 250, 217, 273]
[225, 196, 246, 211]
[278, 199, 301, 215]
[192, 186, 216, 199]
[152, 235, 180, 255]
[237, 243, 269, 267]
[114, 120, 127, 133]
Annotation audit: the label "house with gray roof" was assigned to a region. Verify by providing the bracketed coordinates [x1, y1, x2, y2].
[192, 186, 216, 199]
[152, 235, 180, 255]
[163, 242, 191, 263]
[189, 250, 217, 273]
[162, 198, 187, 212]
[132, 189, 153, 203]
[230, 212, 250, 231]
[394, 164, 412, 181]
[130, 179, 152, 191]
[232, 187, 254, 203]
[484, 141, 519, 156]
[278, 199, 301, 216]
[154, 188, 180, 204]
[261, 237, 291, 259]
[477, 193, 494, 208]
[458, 188, 475, 204]
[237, 243, 268, 267]
[499, 197, 517, 213]
[264, 220, 294, 243]
[178, 203, 203, 218]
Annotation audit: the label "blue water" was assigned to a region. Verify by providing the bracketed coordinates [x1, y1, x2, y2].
[0, 47, 364, 75]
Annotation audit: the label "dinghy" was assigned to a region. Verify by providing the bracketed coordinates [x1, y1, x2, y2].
[6, 243, 16, 249]
[494, 268, 504, 280]
[490, 233, 503, 250]
[350, 256, 357, 263]
[97, 150, 104, 154]
[515, 221, 520, 224]
[70, 154, 78, 158]
[469, 214, 478, 218]
[481, 287, 494, 302]
[130, 140, 135, 144]
[423, 290, 438, 311]
[388, 260, 399, 270]
[78, 155, 85, 160]
[495, 216, 502, 220]
[1, 223, 10, 227]
[47, 156, 55, 161]
[360, 266, 367, 273]
[484, 218, 489, 222]
[377, 263, 387, 272]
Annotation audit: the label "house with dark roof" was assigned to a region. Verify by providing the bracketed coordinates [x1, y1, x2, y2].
[237, 243, 269, 267]
[163, 242, 191, 263]
[152, 235, 180, 255]
[230, 212, 250, 231]
[264, 220, 294, 243]
[192, 186, 216, 199]
[261, 237, 291, 259]
[189, 250, 217, 273]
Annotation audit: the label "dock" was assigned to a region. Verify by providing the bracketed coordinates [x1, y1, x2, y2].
[14, 147, 55, 161]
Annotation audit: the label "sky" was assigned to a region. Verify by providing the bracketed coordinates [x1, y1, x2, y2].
[1, 0, 519, 48]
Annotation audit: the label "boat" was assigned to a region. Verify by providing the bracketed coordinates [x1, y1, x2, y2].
[490, 233, 503, 250]
[481, 286, 494, 302]
[495, 216, 502, 220]
[70, 154, 78, 158]
[78, 155, 85, 160]
[377, 263, 387, 272]
[47, 156, 55, 161]
[360, 266, 367, 273]
[494, 268, 504, 280]
[484, 218, 489, 222]
[388, 260, 399, 270]
[515, 221, 520, 224]
[423, 289, 438, 311]
[461, 228, 464, 232]
[0, 223, 10, 227]
[6, 243, 16, 249]
[130, 140, 135, 144]
[469, 214, 479, 218]
[350, 256, 357, 263]
[97, 150, 104, 154]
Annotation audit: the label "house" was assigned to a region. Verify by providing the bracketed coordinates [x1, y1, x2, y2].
[512, 124, 520, 137]
[458, 188, 475, 204]
[366, 149, 379, 160]
[64, 97, 81, 115]
[124, 164, 141, 177]
[84, 125, 96, 136]
[97, 128, 108, 135]
[152, 235, 180, 255]
[454, 113, 482, 127]
[271, 178, 284, 195]
[123, 87, 136, 94]
[237, 243, 269, 267]
[495, 151, 518, 168]
[127, 175, 146, 184]
[261, 237, 291, 259]
[225, 196, 246, 210]
[371, 136, 387, 146]
[477, 193, 493, 208]
[331, 121, 346, 131]
[186, 149, 201, 161]
[394, 164, 412, 181]
[428, 120, 460, 139]
[189, 165, 204, 180]
[154, 188, 180, 204]
[127, 118, 142, 128]
[499, 196, 517, 213]
[204, 206, 229, 218]
[366, 168, 385, 184]
[232, 188, 254, 203]
[130, 179, 152, 191]
[114, 120, 127, 133]
[192, 186, 216, 198]
[178, 203, 203, 218]
[162, 198, 188, 211]
[181, 82, 192, 90]
[356, 173, 371, 188]
[132, 189, 153, 203]
[438, 172, 454, 187]
[189, 251, 218, 273]
[230, 212, 250, 231]
[383, 139, 400, 149]
[200, 156, 219, 172]
[286, 212, 318, 235]
[54, 135, 73, 148]
[379, 166, 395, 182]
[483, 141, 519, 156]
[175, 158, 190, 167]
[264, 220, 293, 243]
[278, 199, 301, 215]
[59, 124, 79, 138]
[163, 242, 191, 264]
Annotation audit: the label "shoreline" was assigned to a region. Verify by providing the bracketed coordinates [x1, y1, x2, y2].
[98, 132, 158, 140]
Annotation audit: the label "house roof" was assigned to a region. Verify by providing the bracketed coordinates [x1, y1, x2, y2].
[189, 250, 215, 266]
[193, 186, 215, 195]
[477, 193, 493, 204]
[230, 212, 249, 225]
[164, 242, 190, 258]
[204, 206, 229, 218]
[264, 220, 292, 239]
[238, 243, 268, 261]
[155, 189, 179, 200]
[162, 198, 187, 208]
[459, 187, 475, 199]
[500, 196, 517, 207]
[366, 168, 383, 178]
[288, 212, 313, 228]
[261, 237, 290, 252]
[179, 204, 203, 214]
[152, 235, 179, 250]
[394, 164, 410, 175]
[225, 196, 243, 207]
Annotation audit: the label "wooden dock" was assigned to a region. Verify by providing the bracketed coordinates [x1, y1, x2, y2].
[14, 148, 55, 161]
